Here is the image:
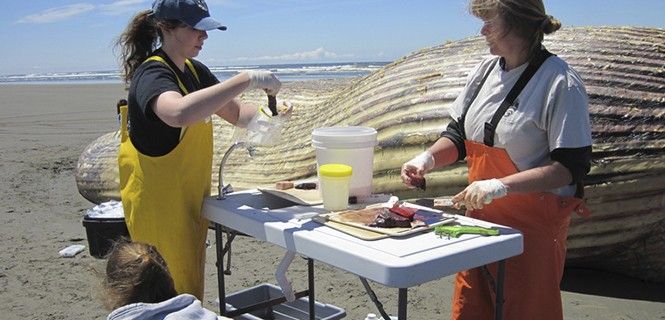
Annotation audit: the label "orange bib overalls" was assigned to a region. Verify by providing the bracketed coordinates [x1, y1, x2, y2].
[451, 140, 588, 320]
[450, 50, 589, 320]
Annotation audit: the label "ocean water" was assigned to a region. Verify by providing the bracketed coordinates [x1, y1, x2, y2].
[0, 61, 388, 85]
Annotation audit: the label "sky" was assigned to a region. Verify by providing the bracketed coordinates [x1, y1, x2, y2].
[0, 0, 663, 75]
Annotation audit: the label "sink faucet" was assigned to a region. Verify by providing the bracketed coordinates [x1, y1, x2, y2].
[217, 141, 256, 200]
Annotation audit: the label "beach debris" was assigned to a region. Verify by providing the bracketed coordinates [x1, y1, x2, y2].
[59, 244, 86, 258]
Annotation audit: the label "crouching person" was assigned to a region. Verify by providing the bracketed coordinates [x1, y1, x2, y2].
[101, 239, 230, 320]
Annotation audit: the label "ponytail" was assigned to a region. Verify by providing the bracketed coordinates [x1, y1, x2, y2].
[115, 10, 159, 85]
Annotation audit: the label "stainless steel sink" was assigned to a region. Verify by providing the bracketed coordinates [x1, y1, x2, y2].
[215, 190, 301, 210]
[205, 189, 326, 227]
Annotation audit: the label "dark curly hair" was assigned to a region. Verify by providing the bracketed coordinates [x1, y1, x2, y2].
[114, 11, 183, 85]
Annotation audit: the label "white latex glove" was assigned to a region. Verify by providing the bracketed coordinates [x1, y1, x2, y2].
[274, 100, 294, 119]
[454, 178, 508, 210]
[245, 70, 281, 96]
[400, 151, 435, 188]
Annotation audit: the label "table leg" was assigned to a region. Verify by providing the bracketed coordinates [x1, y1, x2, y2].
[398, 288, 407, 320]
[359, 277, 393, 320]
[214, 223, 227, 316]
[495, 260, 506, 320]
[308, 258, 315, 320]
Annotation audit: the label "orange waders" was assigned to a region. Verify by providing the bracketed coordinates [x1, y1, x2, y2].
[450, 49, 589, 319]
[450, 140, 588, 320]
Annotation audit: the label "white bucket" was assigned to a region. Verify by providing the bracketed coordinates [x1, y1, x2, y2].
[312, 126, 377, 198]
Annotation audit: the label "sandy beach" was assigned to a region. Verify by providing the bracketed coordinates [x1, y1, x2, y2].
[1, 82, 664, 319]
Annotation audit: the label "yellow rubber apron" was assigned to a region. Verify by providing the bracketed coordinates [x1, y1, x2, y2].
[118, 56, 212, 299]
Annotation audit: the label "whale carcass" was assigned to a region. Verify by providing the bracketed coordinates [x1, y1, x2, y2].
[75, 26, 665, 283]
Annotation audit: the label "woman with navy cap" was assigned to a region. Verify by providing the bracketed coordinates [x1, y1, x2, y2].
[115, 0, 280, 299]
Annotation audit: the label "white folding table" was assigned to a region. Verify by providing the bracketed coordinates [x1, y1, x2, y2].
[203, 189, 523, 320]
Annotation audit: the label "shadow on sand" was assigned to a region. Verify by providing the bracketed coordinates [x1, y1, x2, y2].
[413, 198, 665, 303]
[561, 267, 665, 303]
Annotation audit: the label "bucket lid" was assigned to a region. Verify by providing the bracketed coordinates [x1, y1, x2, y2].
[312, 126, 377, 149]
[319, 164, 352, 177]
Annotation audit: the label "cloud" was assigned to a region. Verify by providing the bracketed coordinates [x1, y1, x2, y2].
[233, 47, 354, 62]
[17, 3, 95, 24]
[99, 0, 146, 15]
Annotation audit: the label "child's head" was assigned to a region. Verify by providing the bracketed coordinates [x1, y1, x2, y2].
[101, 239, 177, 310]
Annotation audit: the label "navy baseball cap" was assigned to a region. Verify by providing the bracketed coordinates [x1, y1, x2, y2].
[151, 0, 227, 31]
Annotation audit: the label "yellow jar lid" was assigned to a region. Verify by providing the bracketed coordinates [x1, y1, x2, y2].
[319, 164, 352, 177]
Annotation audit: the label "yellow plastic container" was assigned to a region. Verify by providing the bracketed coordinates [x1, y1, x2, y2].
[319, 164, 353, 211]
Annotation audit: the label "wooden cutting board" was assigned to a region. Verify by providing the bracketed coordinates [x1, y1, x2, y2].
[313, 216, 389, 240]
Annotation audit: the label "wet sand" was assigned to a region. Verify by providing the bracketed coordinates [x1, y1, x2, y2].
[0, 82, 663, 319]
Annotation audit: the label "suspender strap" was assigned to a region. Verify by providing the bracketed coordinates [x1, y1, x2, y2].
[457, 58, 498, 140]
[119, 104, 129, 143]
[144, 56, 200, 95]
[483, 49, 553, 146]
[185, 59, 200, 83]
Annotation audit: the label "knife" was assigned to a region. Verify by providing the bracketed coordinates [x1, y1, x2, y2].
[433, 197, 465, 209]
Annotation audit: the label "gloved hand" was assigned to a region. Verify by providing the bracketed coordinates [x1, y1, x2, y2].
[453, 178, 508, 210]
[245, 70, 281, 96]
[400, 151, 435, 188]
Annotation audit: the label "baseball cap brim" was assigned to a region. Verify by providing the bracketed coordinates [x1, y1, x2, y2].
[193, 16, 227, 31]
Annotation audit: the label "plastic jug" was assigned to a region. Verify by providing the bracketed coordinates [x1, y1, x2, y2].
[318, 164, 352, 211]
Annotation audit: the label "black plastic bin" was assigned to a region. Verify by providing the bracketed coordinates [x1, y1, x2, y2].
[82, 215, 129, 258]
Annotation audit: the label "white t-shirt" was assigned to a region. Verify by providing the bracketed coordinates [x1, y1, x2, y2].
[449, 55, 592, 196]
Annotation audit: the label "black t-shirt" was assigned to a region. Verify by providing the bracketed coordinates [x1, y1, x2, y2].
[127, 49, 219, 156]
